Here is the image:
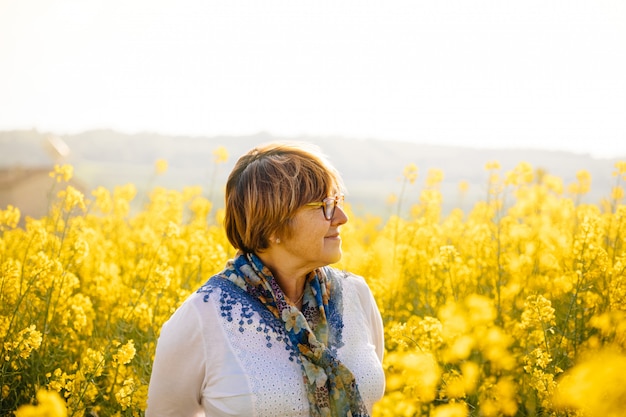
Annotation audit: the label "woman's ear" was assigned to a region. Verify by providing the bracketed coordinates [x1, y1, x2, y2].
[268, 234, 280, 245]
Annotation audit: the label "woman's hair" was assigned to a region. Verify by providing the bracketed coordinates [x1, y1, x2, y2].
[224, 142, 344, 253]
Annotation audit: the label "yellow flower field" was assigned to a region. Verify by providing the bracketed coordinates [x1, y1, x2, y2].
[1, 157, 626, 417]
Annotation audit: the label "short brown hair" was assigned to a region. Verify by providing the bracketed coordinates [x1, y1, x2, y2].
[224, 142, 344, 253]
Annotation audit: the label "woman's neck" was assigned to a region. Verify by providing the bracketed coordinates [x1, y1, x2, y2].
[255, 250, 309, 303]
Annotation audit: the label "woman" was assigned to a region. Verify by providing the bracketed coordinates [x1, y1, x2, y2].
[146, 142, 385, 417]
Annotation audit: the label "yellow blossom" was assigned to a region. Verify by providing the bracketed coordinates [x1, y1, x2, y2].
[505, 161, 534, 186]
[57, 186, 86, 212]
[460, 361, 479, 394]
[611, 186, 624, 201]
[0, 205, 21, 229]
[115, 378, 135, 410]
[438, 302, 468, 340]
[432, 402, 468, 417]
[4, 325, 43, 360]
[112, 340, 136, 366]
[444, 334, 474, 363]
[212, 146, 229, 164]
[91, 186, 113, 213]
[402, 163, 418, 184]
[568, 169, 592, 195]
[614, 160, 626, 176]
[520, 294, 556, 330]
[49, 164, 73, 183]
[3, 158, 625, 416]
[465, 294, 496, 326]
[484, 160, 500, 171]
[543, 174, 564, 194]
[458, 180, 469, 194]
[554, 349, 626, 417]
[400, 351, 441, 402]
[425, 169, 444, 187]
[154, 158, 168, 174]
[164, 221, 180, 238]
[112, 183, 137, 216]
[15, 389, 67, 417]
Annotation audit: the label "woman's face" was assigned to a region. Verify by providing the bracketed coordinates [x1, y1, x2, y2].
[279, 194, 349, 270]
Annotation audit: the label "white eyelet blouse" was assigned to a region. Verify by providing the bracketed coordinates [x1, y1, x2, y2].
[146, 268, 385, 417]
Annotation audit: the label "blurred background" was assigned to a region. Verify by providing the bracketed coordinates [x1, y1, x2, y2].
[1, 0, 625, 219]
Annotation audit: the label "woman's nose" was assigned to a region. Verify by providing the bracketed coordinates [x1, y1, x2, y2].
[332, 206, 348, 225]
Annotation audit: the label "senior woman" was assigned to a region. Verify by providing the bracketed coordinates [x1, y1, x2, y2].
[146, 142, 385, 417]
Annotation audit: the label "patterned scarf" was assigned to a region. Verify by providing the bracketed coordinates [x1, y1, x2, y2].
[221, 252, 369, 417]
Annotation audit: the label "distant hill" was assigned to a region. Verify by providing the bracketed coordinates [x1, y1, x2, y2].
[0, 129, 622, 218]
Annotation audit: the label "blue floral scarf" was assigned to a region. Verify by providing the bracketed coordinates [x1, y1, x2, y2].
[221, 252, 369, 417]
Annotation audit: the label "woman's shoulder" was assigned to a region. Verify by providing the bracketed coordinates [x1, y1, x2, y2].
[159, 275, 253, 341]
[166, 275, 241, 318]
[195, 274, 234, 298]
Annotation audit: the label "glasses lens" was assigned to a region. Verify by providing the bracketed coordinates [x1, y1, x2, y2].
[324, 198, 334, 220]
[322, 195, 344, 220]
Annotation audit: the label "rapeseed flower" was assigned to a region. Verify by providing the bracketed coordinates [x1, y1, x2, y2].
[57, 186, 86, 212]
[212, 146, 229, 164]
[568, 169, 592, 195]
[49, 164, 73, 183]
[431, 402, 467, 417]
[615, 160, 626, 176]
[0, 204, 20, 230]
[554, 349, 626, 417]
[14, 389, 67, 417]
[457, 180, 469, 194]
[115, 378, 136, 409]
[3, 158, 626, 416]
[402, 163, 418, 184]
[154, 159, 168, 175]
[91, 186, 113, 213]
[112, 340, 136, 366]
[425, 169, 444, 188]
[4, 325, 42, 360]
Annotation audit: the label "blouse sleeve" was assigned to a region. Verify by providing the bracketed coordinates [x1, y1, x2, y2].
[350, 273, 385, 363]
[366, 281, 385, 362]
[146, 299, 207, 417]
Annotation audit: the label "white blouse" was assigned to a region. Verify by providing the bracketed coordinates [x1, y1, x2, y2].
[146, 268, 385, 417]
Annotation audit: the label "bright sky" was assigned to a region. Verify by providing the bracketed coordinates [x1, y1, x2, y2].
[1, 0, 625, 158]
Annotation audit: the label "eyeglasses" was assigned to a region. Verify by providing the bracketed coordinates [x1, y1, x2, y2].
[305, 194, 345, 220]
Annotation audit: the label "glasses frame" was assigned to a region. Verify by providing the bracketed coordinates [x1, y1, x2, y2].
[305, 194, 345, 220]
